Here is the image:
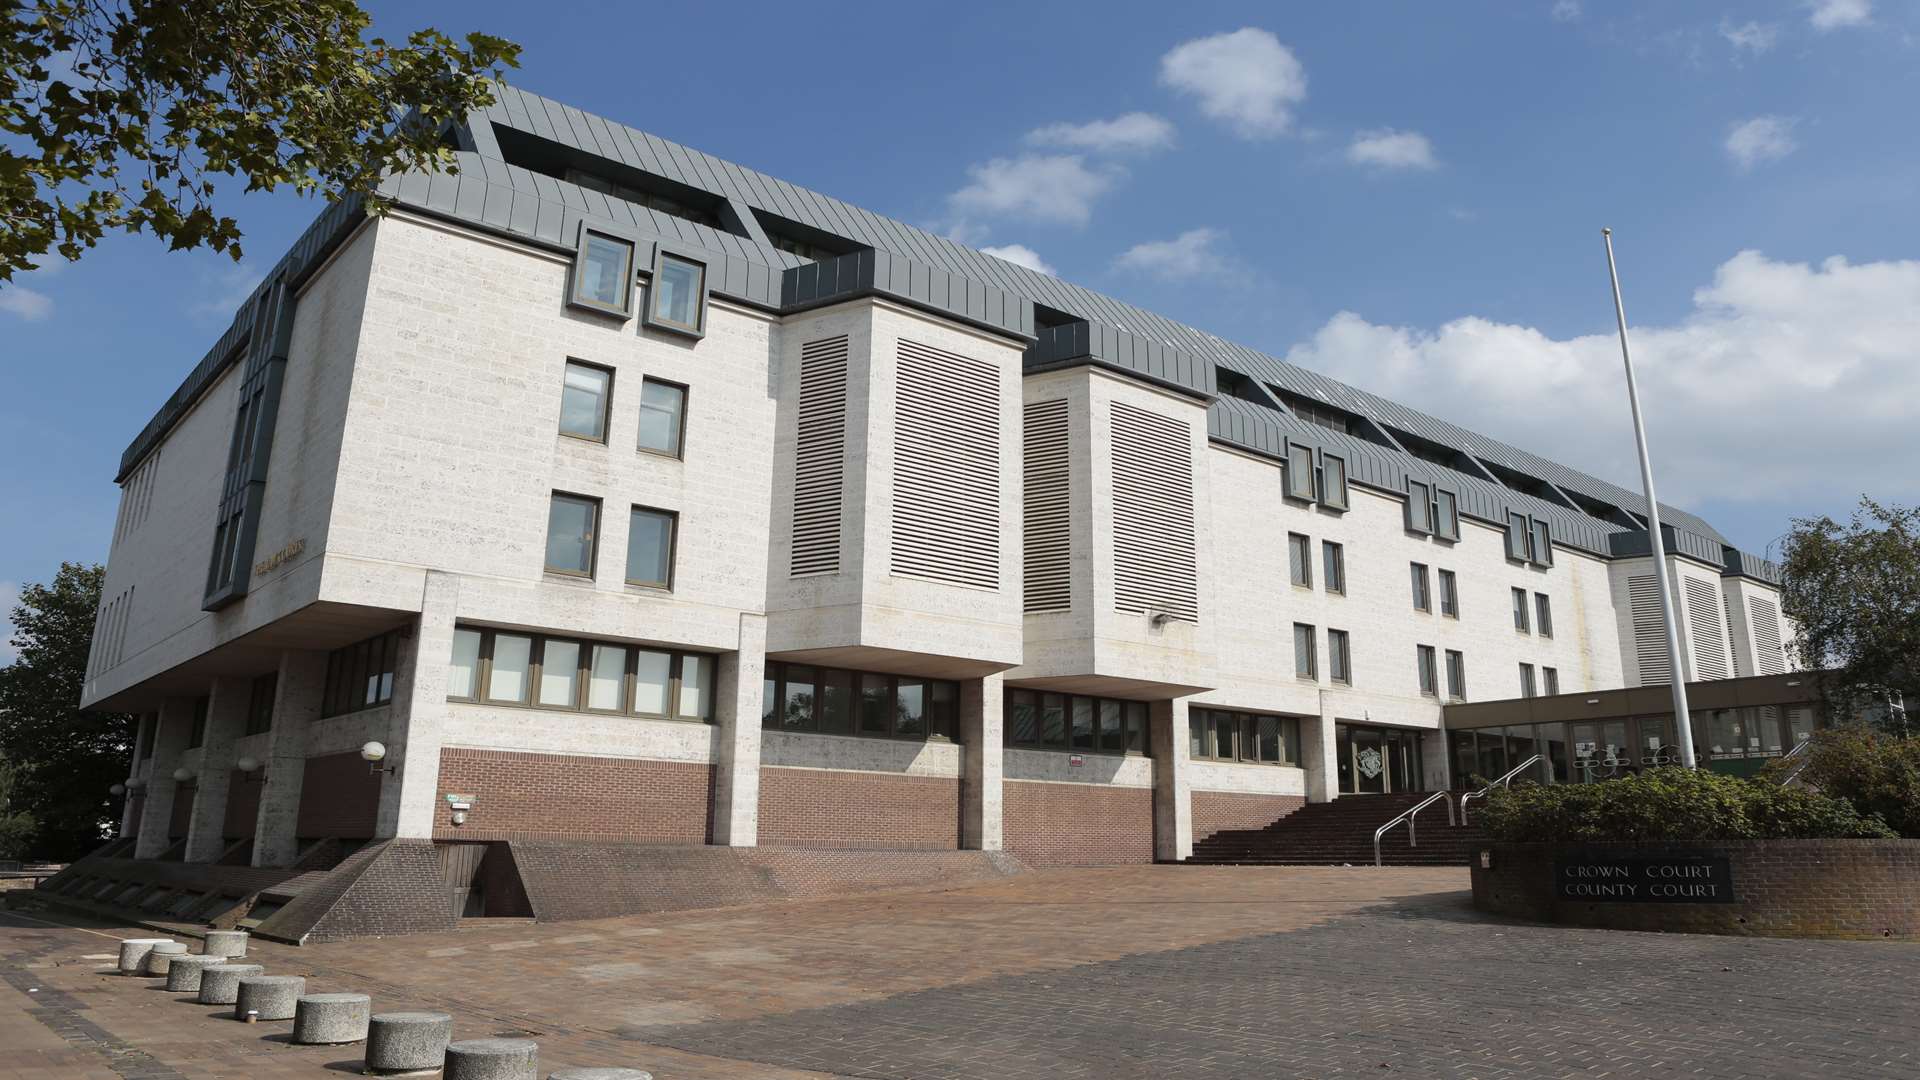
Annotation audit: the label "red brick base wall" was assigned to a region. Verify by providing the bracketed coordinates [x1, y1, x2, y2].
[1473, 840, 1920, 940]
[1192, 791, 1305, 844]
[757, 766, 961, 850]
[1003, 780, 1154, 865]
[432, 748, 712, 843]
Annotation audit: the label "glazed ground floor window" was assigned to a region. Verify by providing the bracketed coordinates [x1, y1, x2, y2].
[1006, 691, 1148, 754]
[1190, 708, 1302, 766]
[762, 660, 959, 741]
[447, 625, 713, 723]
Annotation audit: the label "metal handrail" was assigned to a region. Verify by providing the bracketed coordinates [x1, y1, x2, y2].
[1776, 738, 1815, 787]
[1459, 754, 1543, 825]
[1372, 789, 1456, 867]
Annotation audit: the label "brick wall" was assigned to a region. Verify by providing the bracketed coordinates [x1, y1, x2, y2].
[1003, 780, 1154, 865]
[222, 770, 261, 839]
[296, 751, 383, 839]
[1473, 840, 1920, 940]
[432, 748, 712, 843]
[1192, 791, 1304, 844]
[757, 766, 960, 850]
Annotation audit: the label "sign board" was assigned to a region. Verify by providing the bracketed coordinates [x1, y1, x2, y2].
[1068, 755, 1084, 767]
[1554, 853, 1734, 903]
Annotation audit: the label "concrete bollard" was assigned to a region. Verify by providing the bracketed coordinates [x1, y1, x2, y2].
[163, 954, 230, 993]
[117, 938, 173, 975]
[197, 963, 264, 1005]
[292, 992, 372, 1045]
[142, 941, 189, 976]
[365, 1012, 454, 1073]
[233, 975, 305, 1021]
[445, 1038, 539, 1080]
[548, 1070, 655, 1080]
[202, 929, 249, 958]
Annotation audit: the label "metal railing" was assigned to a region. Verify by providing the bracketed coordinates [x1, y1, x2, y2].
[1373, 790, 1456, 867]
[1776, 738, 1815, 787]
[1459, 754, 1543, 825]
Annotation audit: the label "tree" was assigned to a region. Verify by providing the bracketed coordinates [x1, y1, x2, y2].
[0, 562, 132, 860]
[0, 759, 37, 859]
[2, 1, 520, 282]
[1779, 497, 1920, 731]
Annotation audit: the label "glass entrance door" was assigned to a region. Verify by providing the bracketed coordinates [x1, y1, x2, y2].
[1570, 720, 1631, 782]
[1338, 724, 1425, 795]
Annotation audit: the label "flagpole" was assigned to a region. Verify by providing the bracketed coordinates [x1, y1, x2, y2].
[1602, 228, 1696, 768]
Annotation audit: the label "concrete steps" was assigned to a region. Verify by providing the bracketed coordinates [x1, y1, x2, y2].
[1188, 793, 1488, 867]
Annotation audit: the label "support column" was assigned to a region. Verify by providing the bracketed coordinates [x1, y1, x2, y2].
[1304, 709, 1340, 804]
[134, 697, 195, 858]
[253, 650, 325, 867]
[184, 676, 249, 862]
[710, 612, 767, 847]
[1150, 697, 1193, 862]
[384, 571, 460, 840]
[960, 673, 1004, 851]
[119, 716, 153, 838]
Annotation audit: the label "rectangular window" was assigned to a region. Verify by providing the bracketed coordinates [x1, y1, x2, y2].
[1188, 708, 1300, 765]
[819, 668, 853, 734]
[572, 228, 636, 317]
[928, 680, 958, 740]
[1005, 692, 1149, 755]
[1406, 480, 1433, 534]
[1417, 645, 1438, 697]
[1438, 569, 1458, 618]
[188, 697, 208, 748]
[1446, 650, 1466, 701]
[1435, 489, 1460, 541]
[625, 506, 676, 589]
[1512, 587, 1531, 632]
[777, 664, 816, 730]
[1293, 623, 1317, 680]
[860, 674, 892, 736]
[536, 639, 582, 709]
[1543, 666, 1560, 695]
[1328, 628, 1351, 685]
[1507, 512, 1531, 561]
[1318, 453, 1348, 510]
[632, 649, 671, 715]
[638, 378, 687, 458]
[677, 654, 712, 720]
[1322, 541, 1345, 595]
[1068, 695, 1093, 749]
[1530, 519, 1553, 566]
[448, 627, 482, 700]
[559, 360, 611, 442]
[545, 493, 599, 577]
[486, 633, 533, 704]
[245, 672, 277, 736]
[1410, 563, 1431, 612]
[588, 644, 626, 711]
[323, 628, 403, 716]
[649, 252, 707, 336]
[1286, 443, 1316, 501]
[1288, 533, 1312, 587]
[1520, 662, 1538, 698]
[1536, 593, 1554, 638]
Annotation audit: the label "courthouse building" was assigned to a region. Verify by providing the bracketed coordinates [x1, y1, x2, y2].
[64, 87, 1799, 938]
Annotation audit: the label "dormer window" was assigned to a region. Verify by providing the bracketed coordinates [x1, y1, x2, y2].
[646, 249, 708, 338]
[570, 224, 636, 318]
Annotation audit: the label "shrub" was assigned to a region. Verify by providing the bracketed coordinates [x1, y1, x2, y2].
[1477, 766, 1895, 843]
[1782, 727, 1920, 838]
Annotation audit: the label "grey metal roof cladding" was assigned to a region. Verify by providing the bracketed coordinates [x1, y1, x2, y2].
[117, 83, 1772, 578]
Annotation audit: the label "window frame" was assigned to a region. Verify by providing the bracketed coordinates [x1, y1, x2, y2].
[451, 625, 715, 723]
[1530, 518, 1554, 566]
[1535, 592, 1554, 638]
[321, 628, 403, 718]
[637, 376, 689, 459]
[1438, 568, 1459, 618]
[1293, 622, 1318, 680]
[245, 672, 277, 736]
[643, 244, 710, 339]
[1328, 628, 1352, 685]
[1285, 442, 1317, 502]
[1410, 562, 1432, 613]
[1512, 586, 1531, 633]
[1406, 479, 1434, 534]
[624, 505, 679, 590]
[1317, 451, 1349, 511]
[1288, 532, 1313, 588]
[558, 358, 615, 444]
[1416, 644, 1438, 697]
[544, 491, 602, 579]
[1445, 649, 1466, 701]
[568, 221, 640, 319]
[1189, 708, 1302, 766]
[1520, 662, 1538, 698]
[1543, 666, 1560, 696]
[1002, 688, 1148, 755]
[1434, 488, 1460, 541]
[1506, 511, 1532, 561]
[1322, 541, 1345, 595]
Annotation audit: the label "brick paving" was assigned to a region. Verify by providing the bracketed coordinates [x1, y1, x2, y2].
[3, 865, 1917, 1078]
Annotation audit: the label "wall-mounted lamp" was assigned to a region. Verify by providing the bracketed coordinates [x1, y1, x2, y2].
[1785, 679, 1802, 687]
[109, 783, 126, 797]
[171, 766, 195, 783]
[125, 776, 147, 792]
[1585, 698, 1601, 705]
[360, 740, 394, 775]
[235, 756, 267, 784]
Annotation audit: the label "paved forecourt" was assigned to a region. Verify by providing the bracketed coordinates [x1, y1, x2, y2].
[2, 864, 1917, 1078]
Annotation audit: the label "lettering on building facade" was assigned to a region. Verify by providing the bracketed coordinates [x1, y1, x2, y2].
[1553, 854, 1735, 903]
[253, 538, 306, 578]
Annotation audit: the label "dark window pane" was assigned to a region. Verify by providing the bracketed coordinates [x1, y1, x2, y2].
[928, 681, 957, 740]
[1126, 702, 1148, 753]
[895, 680, 926, 737]
[1188, 712, 1206, 758]
[762, 674, 778, 728]
[1212, 714, 1234, 759]
[1010, 689, 1038, 745]
[1099, 700, 1125, 753]
[820, 670, 853, 734]
[1070, 697, 1095, 749]
[783, 665, 816, 731]
[1040, 694, 1067, 747]
[859, 674, 890, 735]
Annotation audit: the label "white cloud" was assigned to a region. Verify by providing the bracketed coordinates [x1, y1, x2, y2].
[192, 261, 262, 321]
[1551, 0, 1582, 22]
[1026, 113, 1176, 155]
[0, 581, 18, 666]
[1346, 129, 1439, 171]
[0, 285, 52, 321]
[1282, 250, 1920, 509]
[1159, 28, 1308, 139]
[979, 244, 1056, 276]
[949, 155, 1118, 227]
[1114, 227, 1230, 280]
[1725, 115, 1798, 170]
[1719, 19, 1781, 54]
[1806, 0, 1870, 30]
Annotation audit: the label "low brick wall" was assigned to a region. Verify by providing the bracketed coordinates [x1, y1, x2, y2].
[1192, 791, 1304, 844]
[433, 748, 713, 843]
[757, 766, 961, 850]
[1003, 780, 1154, 865]
[1472, 840, 1920, 940]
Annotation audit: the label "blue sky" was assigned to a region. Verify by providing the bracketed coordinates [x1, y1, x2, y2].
[5, 0, 1919, 651]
